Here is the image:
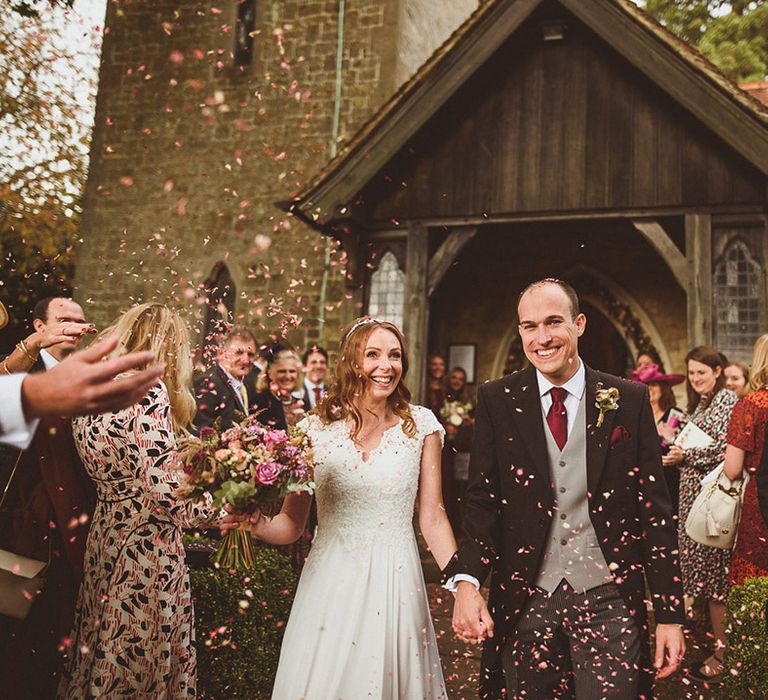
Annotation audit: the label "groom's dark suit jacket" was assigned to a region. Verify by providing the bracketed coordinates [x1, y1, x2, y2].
[444, 365, 684, 699]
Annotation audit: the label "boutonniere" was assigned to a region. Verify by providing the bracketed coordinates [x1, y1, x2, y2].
[595, 383, 620, 428]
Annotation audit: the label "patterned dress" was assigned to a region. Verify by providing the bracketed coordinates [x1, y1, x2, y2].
[678, 388, 738, 600]
[727, 390, 768, 586]
[59, 382, 215, 699]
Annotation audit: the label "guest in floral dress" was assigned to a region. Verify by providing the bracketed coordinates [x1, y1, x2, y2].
[663, 346, 737, 684]
[59, 303, 216, 699]
[724, 334, 768, 585]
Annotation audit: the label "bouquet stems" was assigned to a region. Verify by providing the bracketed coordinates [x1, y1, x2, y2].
[213, 521, 257, 571]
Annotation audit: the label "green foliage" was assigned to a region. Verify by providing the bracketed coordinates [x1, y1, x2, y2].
[190, 546, 298, 700]
[720, 576, 768, 698]
[641, 0, 768, 82]
[0, 4, 96, 351]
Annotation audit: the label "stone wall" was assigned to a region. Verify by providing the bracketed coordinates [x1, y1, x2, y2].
[75, 0, 475, 351]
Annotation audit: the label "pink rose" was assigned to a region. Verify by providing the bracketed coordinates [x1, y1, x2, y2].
[214, 448, 230, 462]
[255, 461, 282, 486]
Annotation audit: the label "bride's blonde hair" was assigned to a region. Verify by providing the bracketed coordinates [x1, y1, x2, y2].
[317, 317, 415, 440]
[100, 302, 196, 431]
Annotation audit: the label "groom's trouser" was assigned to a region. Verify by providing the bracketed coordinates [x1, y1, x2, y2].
[502, 579, 641, 699]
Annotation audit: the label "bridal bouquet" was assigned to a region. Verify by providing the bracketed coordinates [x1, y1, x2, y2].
[177, 414, 315, 570]
[440, 400, 474, 440]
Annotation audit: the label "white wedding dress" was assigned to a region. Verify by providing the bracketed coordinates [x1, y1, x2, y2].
[271, 405, 448, 700]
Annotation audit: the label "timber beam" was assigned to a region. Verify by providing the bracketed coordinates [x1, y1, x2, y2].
[631, 220, 688, 290]
[427, 227, 478, 296]
[685, 214, 713, 348]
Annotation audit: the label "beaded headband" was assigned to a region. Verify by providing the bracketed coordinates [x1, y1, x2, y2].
[347, 317, 381, 335]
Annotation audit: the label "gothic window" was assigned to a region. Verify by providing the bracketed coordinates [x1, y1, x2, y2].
[713, 239, 764, 359]
[202, 262, 236, 364]
[368, 251, 405, 329]
[234, 0, 256, 67]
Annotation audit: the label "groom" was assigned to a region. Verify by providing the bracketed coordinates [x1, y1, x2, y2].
[445, 279, 685, 699]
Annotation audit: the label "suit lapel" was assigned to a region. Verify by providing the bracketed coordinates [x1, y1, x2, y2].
[507, 367, 550, 482]
[585, 365, 618, 496]
[214, 364, 242, 408]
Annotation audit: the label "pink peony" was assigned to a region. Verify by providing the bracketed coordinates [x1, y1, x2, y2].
[255, 461, 282, 485]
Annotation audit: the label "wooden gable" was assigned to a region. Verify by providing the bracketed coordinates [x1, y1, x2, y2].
[359, 1, 765, 223]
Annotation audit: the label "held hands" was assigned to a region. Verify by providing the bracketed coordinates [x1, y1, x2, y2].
[452, 581, 494, 644]
[662, 444, 684, 467]
[653, 623, 686, 678]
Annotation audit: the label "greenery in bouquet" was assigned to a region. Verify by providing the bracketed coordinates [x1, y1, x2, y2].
[177, 414, 315, 570]
[440, 400, 474, 440]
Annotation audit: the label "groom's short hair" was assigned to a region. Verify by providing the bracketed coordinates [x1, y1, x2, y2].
[517, 278, 580, 319]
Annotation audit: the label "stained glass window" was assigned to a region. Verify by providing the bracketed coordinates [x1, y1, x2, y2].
[713, 239, 764, 360]
[368, 251, 405, 328]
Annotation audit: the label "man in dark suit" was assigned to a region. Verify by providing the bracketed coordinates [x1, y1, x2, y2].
[301, 345, 329, 408]
[445, 279, 685, 699]
[0, 297, 96, 699]
[194, 326, 258, 430]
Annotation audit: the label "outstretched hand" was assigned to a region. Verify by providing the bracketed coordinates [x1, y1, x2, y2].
[452, 581, 494, 644]
[21, 336, 164, 419]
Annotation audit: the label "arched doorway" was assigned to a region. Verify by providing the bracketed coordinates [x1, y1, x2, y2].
[500, 300, 633, 378]
[579, 300, 633, 377]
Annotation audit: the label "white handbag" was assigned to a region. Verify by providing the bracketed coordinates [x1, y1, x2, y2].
[685, 462, 748, 549]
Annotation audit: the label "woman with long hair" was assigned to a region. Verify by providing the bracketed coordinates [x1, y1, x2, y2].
[59, 303, 216, 699]
[662, 345, 737, 684]
[223, 317, 457, 698]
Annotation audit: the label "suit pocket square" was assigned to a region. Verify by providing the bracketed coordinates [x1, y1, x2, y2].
[610, 425, 631, 446]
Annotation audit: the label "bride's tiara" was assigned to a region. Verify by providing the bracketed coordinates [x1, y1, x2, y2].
[347, 317, 381, 334]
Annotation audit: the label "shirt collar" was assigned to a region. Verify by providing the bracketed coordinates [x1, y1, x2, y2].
[40, 349, 59, 370]
[304, 378, 323, 390]
[219, 364, 243, 388]
[536, 358, 585, 400]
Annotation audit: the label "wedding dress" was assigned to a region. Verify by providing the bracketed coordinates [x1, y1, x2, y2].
[271, 405, 448, 699]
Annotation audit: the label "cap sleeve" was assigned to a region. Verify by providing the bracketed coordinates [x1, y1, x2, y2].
[414, 405, 445, 447]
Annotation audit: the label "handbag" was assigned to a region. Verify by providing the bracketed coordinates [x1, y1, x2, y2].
[0, 451, 49, 619]
[685, 462, 748, 549]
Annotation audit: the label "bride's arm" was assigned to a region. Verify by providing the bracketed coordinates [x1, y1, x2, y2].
[251, 492, 313, 545]
[418, 432, 458, 569]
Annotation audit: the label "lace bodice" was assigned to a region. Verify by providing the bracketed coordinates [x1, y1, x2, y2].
[300, 405, 444, 555]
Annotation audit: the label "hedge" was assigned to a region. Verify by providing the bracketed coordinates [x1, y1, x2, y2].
[720, 576, 768, 698]
[190, 545, 298, 699]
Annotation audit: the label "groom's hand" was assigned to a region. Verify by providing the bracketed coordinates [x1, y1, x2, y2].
[653, 623, 686, 678]
[452, 581, 494, 644]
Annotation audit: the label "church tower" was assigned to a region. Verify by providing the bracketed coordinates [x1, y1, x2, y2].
[75, 0, 477, 349]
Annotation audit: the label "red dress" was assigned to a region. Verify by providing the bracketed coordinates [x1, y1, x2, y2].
[727, 390, 768, 586]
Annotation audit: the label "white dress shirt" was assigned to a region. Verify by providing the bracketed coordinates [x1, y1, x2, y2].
[444, 359, 586, 592]
[221, 365, 247, 408]
[40, 349, 59, 370]
[536, 359, 586, 436]
[0, 374, 38, 450]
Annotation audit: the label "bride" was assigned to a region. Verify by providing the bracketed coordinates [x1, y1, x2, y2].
[224, 317, 457, 698]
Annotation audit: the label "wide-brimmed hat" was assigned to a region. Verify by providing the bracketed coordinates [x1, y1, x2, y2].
[0, 301, 7, 330]
[631, 363, 685, 387]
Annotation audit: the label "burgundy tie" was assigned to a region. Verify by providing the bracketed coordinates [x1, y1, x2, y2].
[313, 386, 322, 405]
[546, 387, 568, 451]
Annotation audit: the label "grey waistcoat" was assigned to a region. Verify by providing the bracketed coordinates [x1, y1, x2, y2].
[534, 390, 613, 593]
